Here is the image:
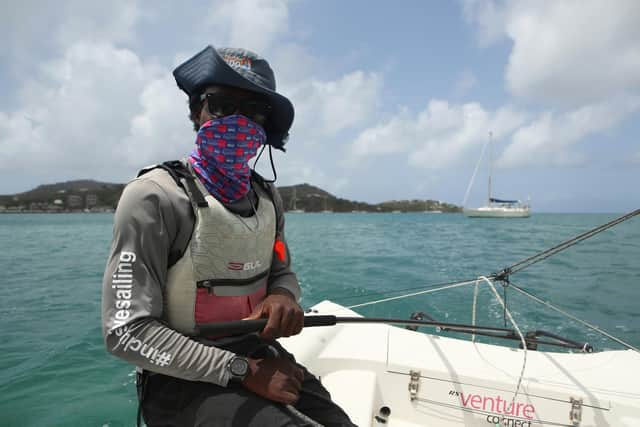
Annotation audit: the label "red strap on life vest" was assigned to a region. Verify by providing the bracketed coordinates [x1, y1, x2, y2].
[274, 239, 286, 262]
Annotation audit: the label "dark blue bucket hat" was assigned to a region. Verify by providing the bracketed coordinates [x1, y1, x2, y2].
[173, 45, 294, 150]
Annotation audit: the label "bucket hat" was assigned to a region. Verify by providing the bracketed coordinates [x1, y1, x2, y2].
[173, 45, 294, 150]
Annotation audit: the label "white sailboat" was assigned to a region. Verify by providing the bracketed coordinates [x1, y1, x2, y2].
[463, 132, 530, 218]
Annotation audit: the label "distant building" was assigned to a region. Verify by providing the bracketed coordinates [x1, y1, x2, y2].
[85, 194, 98, 208]
[67, 194, 83, 209]
[29, 202, 48, 211]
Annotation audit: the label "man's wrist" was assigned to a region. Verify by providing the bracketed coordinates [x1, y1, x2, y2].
[268, 287, 295, 300]
[227, 356, 250, 384]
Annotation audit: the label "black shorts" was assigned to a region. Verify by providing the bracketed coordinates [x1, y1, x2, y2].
[137, 335, 356, 427]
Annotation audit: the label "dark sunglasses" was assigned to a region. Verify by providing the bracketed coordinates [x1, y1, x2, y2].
[200, 93, 272, 126]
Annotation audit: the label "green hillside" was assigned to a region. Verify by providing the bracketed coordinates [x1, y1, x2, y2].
[0, 180, 460, 213]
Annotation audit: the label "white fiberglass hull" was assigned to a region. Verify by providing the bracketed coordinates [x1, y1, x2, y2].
[464, 207, 530, 218]
[280, 301, 640, 427]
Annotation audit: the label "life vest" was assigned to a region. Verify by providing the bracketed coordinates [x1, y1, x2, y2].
[138, 161, 277, 336]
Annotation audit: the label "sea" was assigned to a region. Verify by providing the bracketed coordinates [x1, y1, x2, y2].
[0, 212, 638, 427]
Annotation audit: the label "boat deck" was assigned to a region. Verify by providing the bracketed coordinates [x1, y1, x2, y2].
[281, 301, 640, 426]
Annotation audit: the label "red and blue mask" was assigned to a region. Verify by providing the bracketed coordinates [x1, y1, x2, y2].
[189, 115, 266, 203]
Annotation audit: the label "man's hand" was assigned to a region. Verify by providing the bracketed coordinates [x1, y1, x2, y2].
[242, 357, 304, 404]
[245, 289, 304, 339]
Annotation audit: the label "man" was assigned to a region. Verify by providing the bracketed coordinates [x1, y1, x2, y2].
[101, 45, 355, 427]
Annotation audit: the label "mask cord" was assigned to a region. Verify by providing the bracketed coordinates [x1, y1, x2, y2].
[252, 145, 278, 183]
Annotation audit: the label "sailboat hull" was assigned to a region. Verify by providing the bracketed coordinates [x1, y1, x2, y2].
[463, 207, 530, 218]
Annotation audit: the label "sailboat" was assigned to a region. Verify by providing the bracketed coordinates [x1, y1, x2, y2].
[463, 132, 530, 218]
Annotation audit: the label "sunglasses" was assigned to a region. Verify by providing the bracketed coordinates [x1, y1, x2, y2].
[200, 93, 272, 126]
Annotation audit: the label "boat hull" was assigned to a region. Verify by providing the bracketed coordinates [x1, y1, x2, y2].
[281, 301, 640, 427]
[464, 207, 530, 218]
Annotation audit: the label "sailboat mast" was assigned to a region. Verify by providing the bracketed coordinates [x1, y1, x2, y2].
[487, 131, 493, 205]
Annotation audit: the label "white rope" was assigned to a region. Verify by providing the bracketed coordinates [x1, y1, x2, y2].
[480, 276, 527, 427]
[508, 282, 640, 353]
[471, 279, 480, 343]
[346, 279, 479, 310]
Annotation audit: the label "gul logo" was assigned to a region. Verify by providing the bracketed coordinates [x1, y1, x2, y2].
[228, 260, 262, 271]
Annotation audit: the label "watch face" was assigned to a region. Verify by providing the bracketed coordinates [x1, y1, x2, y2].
[230, 357, 249, 377]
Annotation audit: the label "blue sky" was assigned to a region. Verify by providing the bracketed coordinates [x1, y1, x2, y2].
[1, 0, 639, 212]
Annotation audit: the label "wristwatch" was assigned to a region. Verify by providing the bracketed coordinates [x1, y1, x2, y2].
[227, 356, 250, 383]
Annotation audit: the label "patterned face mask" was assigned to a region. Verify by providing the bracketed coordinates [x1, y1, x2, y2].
[188, 115, 266, 203]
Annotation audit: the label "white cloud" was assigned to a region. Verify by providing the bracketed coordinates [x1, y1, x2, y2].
[463, 0, 508, 47]
[351, 100, 526, 170]
[122, 76, 195, 167]
[0, 42, 167, 180]
[499, 96, 640, 167]
[465, 0, 640, 105]
[286, 71, 383, 144]
[200, 0, 291, 54]
[0, 0, 140, 68]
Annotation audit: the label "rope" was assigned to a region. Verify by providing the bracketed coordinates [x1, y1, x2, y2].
[508, 281, 640, 353]
[471, 279, 480, 343]
[337, 277, 479, 303]
[499, 209, 640, 277]
[346, 279, 479, 310]
[480, 276, 528, 427]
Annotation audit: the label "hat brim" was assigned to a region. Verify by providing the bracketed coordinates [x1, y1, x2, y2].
[173, 46, 293, 150]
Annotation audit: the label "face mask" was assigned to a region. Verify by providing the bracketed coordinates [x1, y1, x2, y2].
[188, 115, 266, 203]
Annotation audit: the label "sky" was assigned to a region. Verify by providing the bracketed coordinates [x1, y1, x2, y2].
[1, 0, 639, 213]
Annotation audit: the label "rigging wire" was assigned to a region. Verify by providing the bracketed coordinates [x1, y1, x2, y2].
[494, 209, 640, 278]
[336, 277, 479, 303]
[345, 279, 479, 310]
[338, 210, 638, 307]
[332, 209, 640, 352]
[508, 280, 639, 353]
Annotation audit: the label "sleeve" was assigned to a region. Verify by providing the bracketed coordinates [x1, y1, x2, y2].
[266, 184, 302, 301]
[101, 177, 235, 385]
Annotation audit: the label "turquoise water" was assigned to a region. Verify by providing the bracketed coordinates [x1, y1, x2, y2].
[0, 212, 638, 426]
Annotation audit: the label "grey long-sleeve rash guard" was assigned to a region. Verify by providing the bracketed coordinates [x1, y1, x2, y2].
[101, 168, 300, 386]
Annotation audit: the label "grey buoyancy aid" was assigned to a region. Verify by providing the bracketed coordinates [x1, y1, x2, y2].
[138, 161, 277, 336]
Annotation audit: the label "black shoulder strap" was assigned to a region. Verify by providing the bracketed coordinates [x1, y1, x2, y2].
[250, 170, 275, 202]
[251, 170, 283, 238]
[143, 160, 209, 208]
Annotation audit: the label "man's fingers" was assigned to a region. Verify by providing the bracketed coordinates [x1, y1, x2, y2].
[293, 366, 304, 383]
[262, 305, 282, 339]
[287, 372, 302, 391]
[292, 309, 304, 335]
[280, 306, 296, 337]
[278, 390, 300, 405]
[243, 302, 265, 320]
